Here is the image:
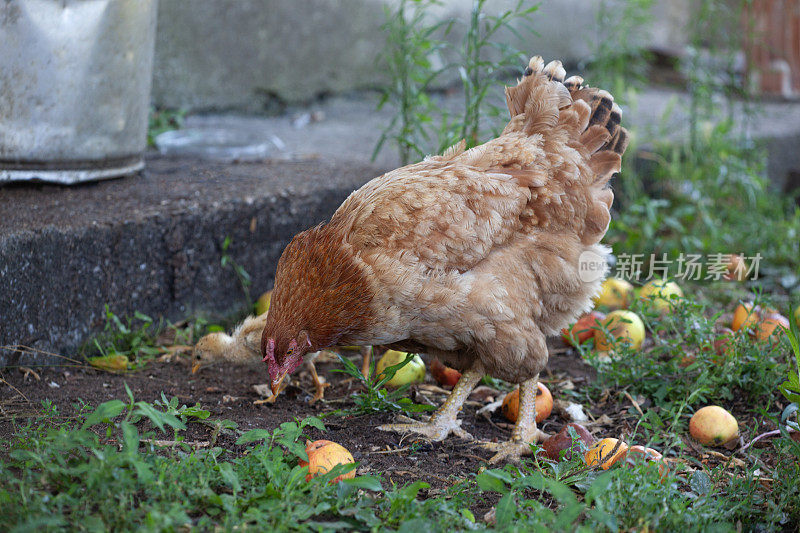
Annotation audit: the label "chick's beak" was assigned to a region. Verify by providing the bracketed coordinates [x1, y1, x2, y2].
[191, 362, 201, 374]
[271, 372, 287, 396]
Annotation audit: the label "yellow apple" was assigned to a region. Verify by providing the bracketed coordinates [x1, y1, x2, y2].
[299, 440, 355, 483]
[376, 350, 426, 387]
[639, 279, 683, 312]
[594, 310, 646, 351]
[593, 278, 634, 309]
[255, 290, 272, 315]
[689, 406, 739, 446]
[732, 302, 759, 332]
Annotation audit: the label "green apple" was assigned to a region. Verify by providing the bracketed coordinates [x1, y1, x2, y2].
[594, 310, 646, 351]
[593, 277, 634, 309]
[639, 279, 683, 312]
[376, 350, 425, 387]
[255, 290, 272, 315]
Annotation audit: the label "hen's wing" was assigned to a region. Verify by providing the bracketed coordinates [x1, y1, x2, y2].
[332, 160, 531, 273]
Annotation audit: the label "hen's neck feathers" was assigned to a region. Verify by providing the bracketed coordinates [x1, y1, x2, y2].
[264, 222, 374, 354]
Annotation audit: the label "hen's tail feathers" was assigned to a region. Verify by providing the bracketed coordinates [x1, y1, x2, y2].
[505, 56, 629, 171]
[504, 56, 629, 244]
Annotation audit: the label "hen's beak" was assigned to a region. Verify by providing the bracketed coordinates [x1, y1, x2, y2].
[191, 362, 201, 374]
[271, 372, 287, 396]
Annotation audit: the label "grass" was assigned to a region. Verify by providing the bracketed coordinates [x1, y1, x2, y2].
[4, 0, 800, 529]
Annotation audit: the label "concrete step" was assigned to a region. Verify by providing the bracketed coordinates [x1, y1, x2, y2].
[0, 155, 384, 366]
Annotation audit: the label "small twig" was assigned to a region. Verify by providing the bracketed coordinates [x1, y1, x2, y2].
[370, 446, 411, 455]
[621, 390, 644, 417]
[142, 439, 210, 448]
[739, 429, 781, 453]
[0, 374, 29, 403]
[0, 345, 84, 365]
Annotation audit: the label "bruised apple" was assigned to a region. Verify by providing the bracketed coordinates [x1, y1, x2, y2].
[584, 438, 628, 469]
[562, 311, 606, 347]
[430, 358, 461, 388]
[541, 423, 595, 461]
[689, 406, 739, 446]
[626, 445, 668, 478]
[755, 313, 790, 342]
[502, 383, 553, 424]
[299, 440, 356, 483]
[723, 254, 748, 281]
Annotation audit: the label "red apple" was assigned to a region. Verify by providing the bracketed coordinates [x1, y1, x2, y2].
[562, 311, 606, 347]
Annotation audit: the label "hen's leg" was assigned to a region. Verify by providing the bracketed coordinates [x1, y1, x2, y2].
[305, 352, 329, 404]
[378, 363, 483, 441]
[483, 375, 549, 463]
[360, 346, 372, 379]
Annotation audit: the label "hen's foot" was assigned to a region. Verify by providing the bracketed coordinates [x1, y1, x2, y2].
[378, 414, 473, 441]
[308, 381, 330, 405]
[483, 429, 549, 464]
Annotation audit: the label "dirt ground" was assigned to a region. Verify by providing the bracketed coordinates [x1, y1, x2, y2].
[0, 341, 775, 516]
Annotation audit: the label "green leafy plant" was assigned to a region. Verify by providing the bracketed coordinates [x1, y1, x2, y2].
[221, 235, 254, 310]
[442, 0, 539, 149]
[85, 305, 162, 364]
[333, 350, 435, 415]
[374, 0, 450, 165]
[147, 107, 186, 147]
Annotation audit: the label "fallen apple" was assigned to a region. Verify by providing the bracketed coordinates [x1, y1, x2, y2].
[430, 358, 461, 388]
[626, 445, 668, 478]
[639, 279, 683, 312]
[255, 290, 272, 316]
[723, 254, 748, 281]
[593, 278, 634, 309]
[755, 313, 790, 342]
[376, 350, 426, 387]
[299, 440, 356, 483]
[502, 382, 553, 424]
[731, 302, 759, 332]
[88, 354, 129, 372]
[562, 311, 606, 347]
[541, 423, 595, 461]
[594, 310, 646, 351]
[584, 438, 628, 470]
[689, 405, 739, 446]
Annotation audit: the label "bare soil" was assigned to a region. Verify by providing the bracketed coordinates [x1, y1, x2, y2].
[0, 341, 777, 516]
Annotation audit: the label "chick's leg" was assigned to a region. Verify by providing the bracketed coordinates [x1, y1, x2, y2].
[378, 363, 483, 441]
[360, 346, 372, 379]
[484, 375, 549, 463]
[305, 352, 329, 404]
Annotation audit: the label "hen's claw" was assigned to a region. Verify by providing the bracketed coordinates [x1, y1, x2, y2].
[308, 381, 330, 405]
[483, 428, 550, 463]
[378, 414, 473, 441]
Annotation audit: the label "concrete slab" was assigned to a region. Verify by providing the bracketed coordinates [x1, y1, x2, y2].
[0, 156, 384, 365]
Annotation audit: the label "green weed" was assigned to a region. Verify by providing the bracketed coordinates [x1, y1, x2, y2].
[333, 349, 436, 416]
[147, 107, 186, 147]
[221, 235, 254, 310]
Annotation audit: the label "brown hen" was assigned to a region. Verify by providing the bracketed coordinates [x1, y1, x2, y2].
[261, 56, 629, 463]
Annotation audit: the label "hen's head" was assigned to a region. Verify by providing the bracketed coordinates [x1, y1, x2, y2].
[261, 327, 310, 395]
